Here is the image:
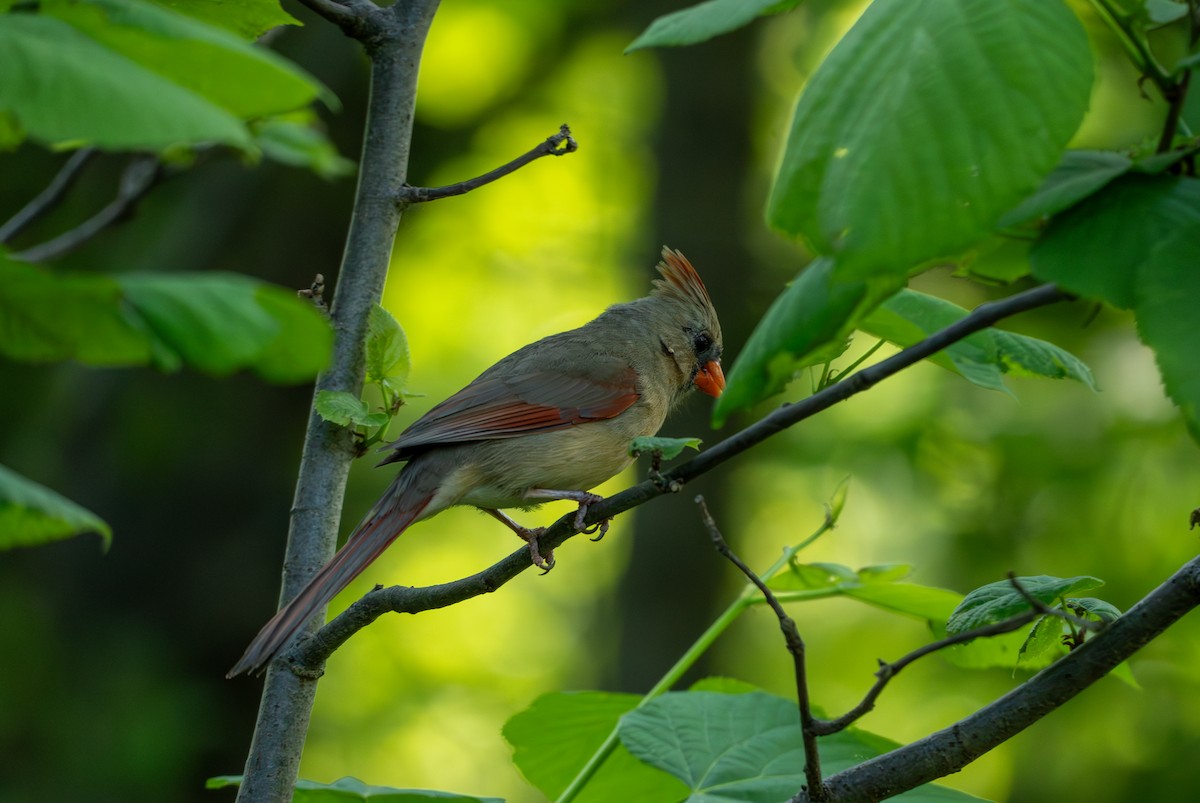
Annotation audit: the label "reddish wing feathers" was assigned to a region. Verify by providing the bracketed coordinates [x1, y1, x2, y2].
[381, 362, 639, 464]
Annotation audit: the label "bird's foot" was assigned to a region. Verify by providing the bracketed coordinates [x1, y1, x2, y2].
[483, 508, 555, 573]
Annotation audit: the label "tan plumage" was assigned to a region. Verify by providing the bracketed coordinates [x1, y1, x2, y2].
[228, 247, 723, 677]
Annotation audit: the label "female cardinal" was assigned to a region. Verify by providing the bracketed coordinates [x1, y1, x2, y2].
[228, 247, 724, 677]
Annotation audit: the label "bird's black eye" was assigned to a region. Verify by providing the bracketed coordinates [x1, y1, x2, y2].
[693, 331, 713, 354]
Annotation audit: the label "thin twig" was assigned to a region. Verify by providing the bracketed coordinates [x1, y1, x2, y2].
[695, 496, 827, 801]
[396, 124, 577, 206]
[286, 282, 1072, 671]
[812, 609, 1040, 736]
[10, 155, 161, 263]
[0, 148, 98, 244]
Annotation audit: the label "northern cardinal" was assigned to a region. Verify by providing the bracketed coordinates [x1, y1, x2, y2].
[228, 247, 724, 677]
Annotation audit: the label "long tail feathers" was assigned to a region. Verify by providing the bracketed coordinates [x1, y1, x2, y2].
[227, 482, 433, 678]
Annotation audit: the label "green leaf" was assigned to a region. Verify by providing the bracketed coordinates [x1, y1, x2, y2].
[767, 0, 1092, 282]
[619, 691, 986, 801]
[146, 0, 300, 40]
[946, 575, 1103, 635]
[1017, 614, 1063, 669]
[688, 676, 762, 695]
[0, 463, 112, 551]
[365, 304, 411, 387]
[712, 257, 902, 425]
[0, 14, 251, 151]
[1070, 597, 1122, 624]
[40, 0, 334, 120]
[1030, 174, 1200, 309]
[1144, 0, 1189, 25]
[997, 150, 1132, 228]
[1135, 222, 1200, 439]
[627, 435, 701, 460]
[860, 289, 1008, 394]
[254, 113, 355, 179]
[0, 260, 154, 365]
[0, 259, 331, 381]
[206, 776, 502, 802]
[119, 272, 332, 381]
[316, 390, 370, 428]
[770, 561, 964, 622]
[626, 0, 801, 52]
[861, 289, 1096, 392]
[990, 329, 1097, 389]
[252, 285, 335, 384]
[1030, 174, 1200, 437]
[503, 692, 687, 803]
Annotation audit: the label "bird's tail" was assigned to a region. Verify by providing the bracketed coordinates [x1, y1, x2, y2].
[227, 469, 435, 678]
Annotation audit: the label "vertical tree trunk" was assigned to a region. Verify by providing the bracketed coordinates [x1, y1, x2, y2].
[235, 3, 440, 801]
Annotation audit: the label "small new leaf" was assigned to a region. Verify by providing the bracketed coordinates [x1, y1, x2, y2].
[315, 389, 374, 428]
[365, 304, 410, 388]
[628, 435, 701, 460]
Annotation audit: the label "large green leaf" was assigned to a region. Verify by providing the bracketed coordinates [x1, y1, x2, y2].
[41, 0, 333, 119]
[768, 0, 1092, 281]
[119, 272, 332, 378]
[619, 691, 987, 801]
[627, 0, 802, 52]
[206, 776, 502, 802]
[1031, 174, 1200, 436]
[0, 13, 251, 150]
[0, 260, 152, 365]
[0, 463, 111, 551]
[1030, 174, 1200, 309]
[1136, 222, 1200, 439]
[712, 257, 901, 425]
[503, 691, 687, 803]
[0, 257, 332, 382]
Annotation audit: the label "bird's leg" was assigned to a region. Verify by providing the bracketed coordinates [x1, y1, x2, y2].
[483, 508, 554, 572]
[523, 489, 611, 542]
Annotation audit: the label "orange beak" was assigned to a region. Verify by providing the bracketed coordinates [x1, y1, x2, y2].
[694, 360, 725, 398]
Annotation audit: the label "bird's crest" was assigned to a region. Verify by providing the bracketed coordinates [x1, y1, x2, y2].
[653, 247, 717, 322]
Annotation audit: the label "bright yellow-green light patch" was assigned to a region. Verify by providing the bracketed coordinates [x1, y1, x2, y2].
[416, 3, 535, 127]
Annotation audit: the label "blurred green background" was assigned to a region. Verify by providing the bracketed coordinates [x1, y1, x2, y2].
[2, 1, 1199, 801]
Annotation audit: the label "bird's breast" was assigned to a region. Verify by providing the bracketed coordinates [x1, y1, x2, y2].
[448, 401, 665, 509]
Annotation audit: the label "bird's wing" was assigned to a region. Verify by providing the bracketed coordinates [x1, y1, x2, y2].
[379, 356, 639, 464]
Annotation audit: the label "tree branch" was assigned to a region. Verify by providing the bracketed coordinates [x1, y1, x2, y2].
[8, 155, 160, 263]
[235, 2, 442, 802]
[796, 552, 1200, 802]
[695, 496, 827, 801]
[0, 148, 98, 244]
[396, 124, 578, 206]
[295, 0, 381, 37]
[285, 282, 1073, 672]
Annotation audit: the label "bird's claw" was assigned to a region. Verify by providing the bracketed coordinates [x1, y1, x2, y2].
[584, 518, 611, 542]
